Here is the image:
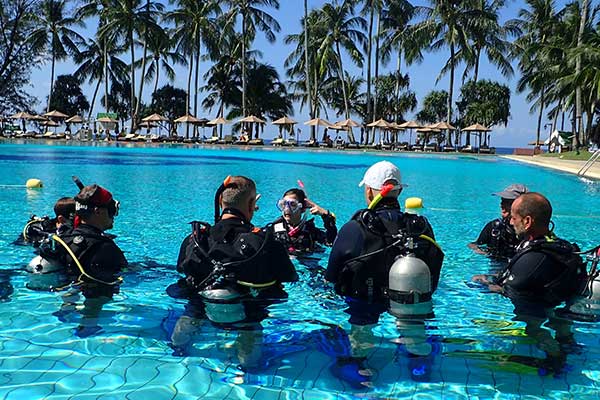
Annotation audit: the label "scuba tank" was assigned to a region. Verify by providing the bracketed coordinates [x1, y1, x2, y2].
[564, 246, 600, 321]
[388, 251, 433, 318]
[199, 287, 246, 324]
[26, 254, 68, 291]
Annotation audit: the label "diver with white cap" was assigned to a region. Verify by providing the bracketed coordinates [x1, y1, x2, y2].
[325, 160, 444, 384]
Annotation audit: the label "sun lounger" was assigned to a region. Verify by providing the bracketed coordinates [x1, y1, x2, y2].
[479, 146, 495, 154]
[54, 132, 66, 139]
[133, 134, 147, 142]
[43, 131, 54, 138]
[442, 145, 456, 152]
[345, 142, 360, 149]
[459, 145, 473, 153]
[248, 138, 264, 145]
[381, 142, 393, 151]
[285, 139, 298, 147]
[396, 142, 409, 151]
[423, 143, 438, 152]
[272, 137, 285, 146]
[302, 139, 318, 147]
[205, 136, 220, 144]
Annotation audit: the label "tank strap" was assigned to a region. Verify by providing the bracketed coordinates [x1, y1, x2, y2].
[51, 234, 122, 286]
[388, 289, 432, 304]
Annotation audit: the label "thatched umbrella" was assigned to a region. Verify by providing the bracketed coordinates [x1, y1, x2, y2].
[207, 117, 230, 139]
[9, 111, 33, 132]
[398, 120, 421, 145]
[462, 123, 491, 149]
[430, 121, 457, 147]
[304, 117, 333, 143]
[272, 116, 297, 139]
[44, 110, 69, 119]
[334, 118, 360, 143]
[238, 115, 266, 139]
[367, 118, 392, 144]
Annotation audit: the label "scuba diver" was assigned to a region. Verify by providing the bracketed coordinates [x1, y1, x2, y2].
[171, 176, 298, 369]
[272, 187, 337, 256]
[468, 184, 529, 260]
[27, 181, 127, 337]
[472, 192, 587, 313]
[15, 197, 76, 247]
[325, 161, 444, 385]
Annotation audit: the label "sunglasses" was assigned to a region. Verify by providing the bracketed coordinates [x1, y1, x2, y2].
[276, 199, 302, 213]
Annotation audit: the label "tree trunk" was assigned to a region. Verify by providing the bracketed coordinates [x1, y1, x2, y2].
[185, 54, 193, 139]
[129, 29, 136, 135]
[551, 99, 561, 133]
[335, 42, 349, 120]
[394, 49, 402, 122]
[303, 0, 312, 121]
[87, 78, 102, 123]
[48, 50, 55, 112]
[474, 47, 481, 83]
[194, 36, 201, 138]
[153, 58, 160, 98]
[104, 39, 109, 112]
[241, 12, 247, 117]
[447, 43, 455, 146]
[371, 10, 381, 144]
[536, 90, 545, 148]
[366, 5, 374, 127]
[574, 0, 589, 152]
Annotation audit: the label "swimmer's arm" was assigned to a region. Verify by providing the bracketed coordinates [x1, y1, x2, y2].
[468, 242, 490, 255]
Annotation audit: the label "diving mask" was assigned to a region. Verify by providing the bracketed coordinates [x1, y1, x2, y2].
[277, 198, 302, 213]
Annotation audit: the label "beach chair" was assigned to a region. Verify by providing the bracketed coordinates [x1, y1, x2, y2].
[272, 137, 285, 146]
[235, 134, 250, 145]
[205, 135, 219, 144]
[396, 142, 409, 151]
[149, 134, 160, 142]
[43, 131, 54, 138]
[303, 139, 318, 147]
[459, 145, 473, 153]
[248, 138, 264, 145]
[345, 141, 360, 149]
[122, 133, 136, 141]
[442, 145, 456, 152]
[285, 138, 298, 147]
[381, 142, 393, 151]
[423, 143, 438, 152]
[54, 132, 66, 140]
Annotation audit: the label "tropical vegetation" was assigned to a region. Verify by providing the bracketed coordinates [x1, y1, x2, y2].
[0, 0, 599, 146]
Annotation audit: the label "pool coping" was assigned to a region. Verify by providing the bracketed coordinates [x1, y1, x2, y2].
[501, 155, 600, 180]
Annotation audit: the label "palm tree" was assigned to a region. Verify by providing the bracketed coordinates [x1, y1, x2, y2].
[73, 37, 128, 121]
[285, 9, 335, 137]
[380, 0, 422, 120]
[168, 0, 220, 127]
[463, 0, 517, 83]
[99, 0, 163, 132]
[29, 0, 84, 112]
[317, 1, 367, 120]
[303, 0, 313, 124]
[225, 0, 281, 117]
[413, 0, 477, 129]
[361, 0, 385, 125]
[513, 0, 561, 147]
[135, 30, 186, 102]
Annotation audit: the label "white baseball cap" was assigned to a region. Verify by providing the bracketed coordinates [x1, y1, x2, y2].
[358, 160, 406, 190]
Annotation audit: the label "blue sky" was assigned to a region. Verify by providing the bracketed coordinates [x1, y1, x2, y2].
[27, 0, 575, 146]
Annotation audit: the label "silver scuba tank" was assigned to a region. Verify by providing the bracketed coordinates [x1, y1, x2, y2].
[199, 287, 246, 324]
[388, 253, 433, 318]
[26, 255, 67, 291]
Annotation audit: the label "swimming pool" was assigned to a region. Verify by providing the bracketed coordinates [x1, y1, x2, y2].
[1, 142, 599, 399]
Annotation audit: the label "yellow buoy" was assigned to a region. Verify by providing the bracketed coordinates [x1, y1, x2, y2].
[26, 178, 43, 189]
[405, 197, 423, 210]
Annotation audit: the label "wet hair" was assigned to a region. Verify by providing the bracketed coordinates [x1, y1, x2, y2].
[514, 192, 552, 227]
[54, 197, 75, 219]
[222, 176, 256, 209]
[283, 188, 306, 205]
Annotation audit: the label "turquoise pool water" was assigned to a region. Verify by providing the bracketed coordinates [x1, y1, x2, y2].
[1, 142, 599, 399]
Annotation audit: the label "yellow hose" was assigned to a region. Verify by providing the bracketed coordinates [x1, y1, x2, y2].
[419, 234, 443, 252]
[51, 234, 122, 286]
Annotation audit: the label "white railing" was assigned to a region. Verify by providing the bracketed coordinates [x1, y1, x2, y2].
[578, 149, 600, 177]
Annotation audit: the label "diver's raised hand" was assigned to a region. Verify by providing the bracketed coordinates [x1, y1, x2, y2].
[305, 198, 328, 216]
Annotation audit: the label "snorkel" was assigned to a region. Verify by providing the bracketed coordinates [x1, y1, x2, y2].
[368, 183, 395, 210]
[214, 175, 232, 223]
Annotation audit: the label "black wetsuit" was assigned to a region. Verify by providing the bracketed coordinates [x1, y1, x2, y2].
[272, 213, 337, 255]
[58, 224, 127, 297]
[176, 215, 298, 325]
[326, 199, 444, 324]
[474, 217, 519, 259]
[497, 234, 587, 314]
